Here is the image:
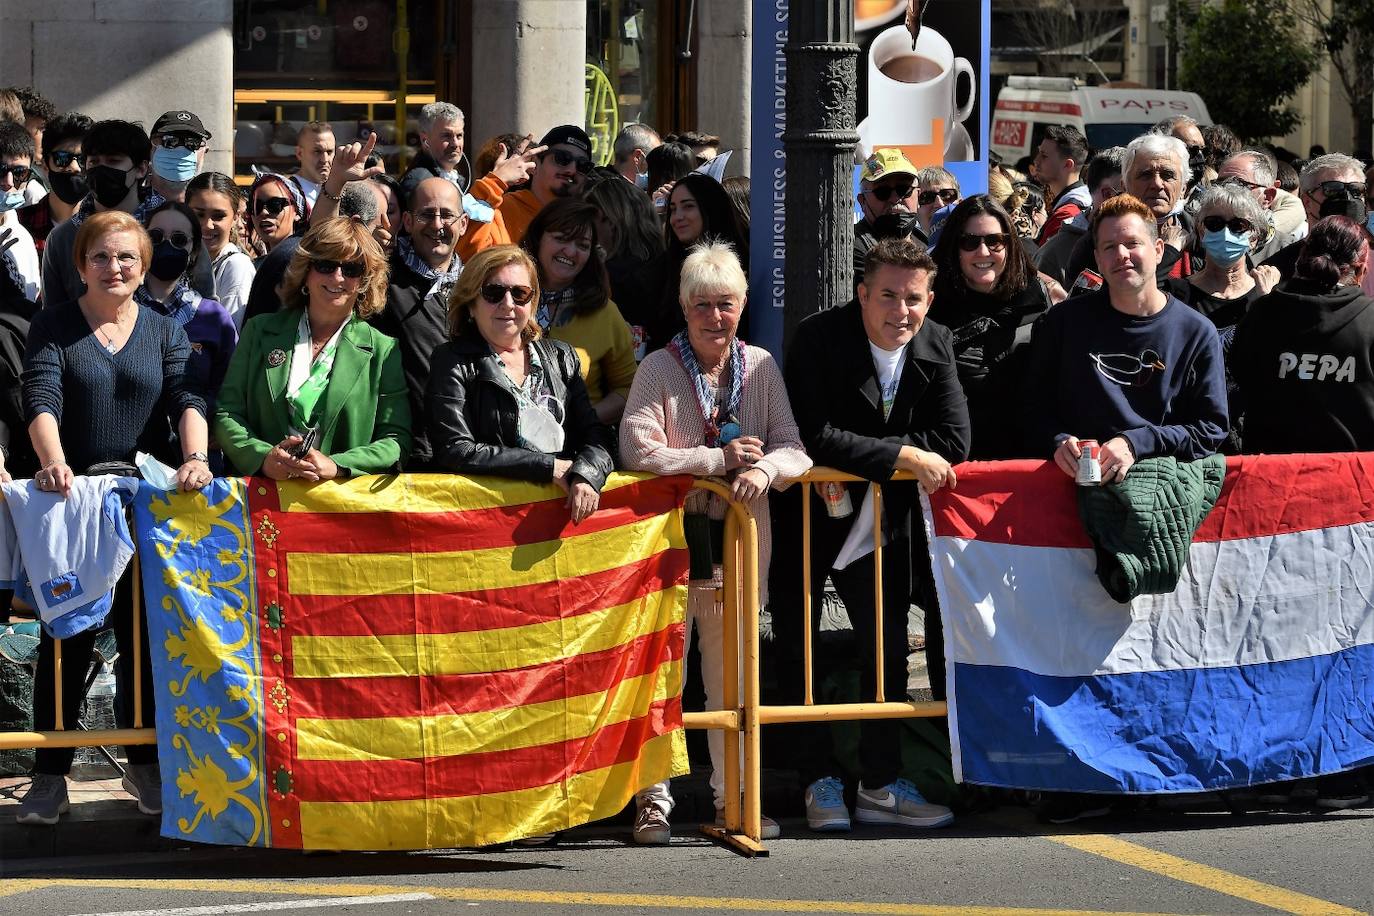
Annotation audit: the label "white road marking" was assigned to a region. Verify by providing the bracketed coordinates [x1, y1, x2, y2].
[68, 891, 436, 916]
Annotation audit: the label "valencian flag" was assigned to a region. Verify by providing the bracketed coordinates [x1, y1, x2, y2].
[923, 455, 1374, 794]
[133, 473, 692, 849]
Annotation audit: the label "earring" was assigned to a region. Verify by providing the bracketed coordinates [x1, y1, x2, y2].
[301, 286, 308, 296]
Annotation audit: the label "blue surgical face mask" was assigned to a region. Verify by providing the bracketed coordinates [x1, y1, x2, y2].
[151, 145, 198, 183]
[0, 188, 24, 212]
[635, 169, 648, 191]
[1201, 228, 1251, 266]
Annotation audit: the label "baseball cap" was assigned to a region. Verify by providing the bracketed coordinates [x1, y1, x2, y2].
[861, 148, 918, 183]
[538, 125, 592, 158]
[152, 110, 211, 140]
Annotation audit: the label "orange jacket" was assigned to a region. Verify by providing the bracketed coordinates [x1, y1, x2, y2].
[456, 174, 513, 263]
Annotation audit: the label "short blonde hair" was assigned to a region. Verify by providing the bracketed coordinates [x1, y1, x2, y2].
[73, 210, 152, 274]
[678, 240, 747, 306]
[282, 218, 389, 319]
[447, 245, 542, 342]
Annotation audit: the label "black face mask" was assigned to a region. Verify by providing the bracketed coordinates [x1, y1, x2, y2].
[47, 171, 88, 206]
[1319, 194, 1368, 226]
[148, 240, 191, 282]
[872, 209, 920, 240]
[1187, 152, 1207, 187]
[85, 164, 134, 209]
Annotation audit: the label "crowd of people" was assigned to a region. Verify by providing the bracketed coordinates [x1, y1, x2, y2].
[1, 84, 1370, 839]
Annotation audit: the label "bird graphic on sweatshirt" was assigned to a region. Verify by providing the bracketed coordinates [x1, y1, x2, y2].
[1090, 349, 1167, 387]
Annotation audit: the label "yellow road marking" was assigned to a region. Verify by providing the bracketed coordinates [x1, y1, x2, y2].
[1041, 833, 1365, 916]
[0, 877, 1189, 915]
[0, 879, 45, 897]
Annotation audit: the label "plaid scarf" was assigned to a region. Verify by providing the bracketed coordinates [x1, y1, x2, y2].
[135, 276, 201, 326]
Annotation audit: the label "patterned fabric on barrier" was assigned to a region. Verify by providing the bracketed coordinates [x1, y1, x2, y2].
[923, 455, 1374, 794]
[133, 473, 692, 849]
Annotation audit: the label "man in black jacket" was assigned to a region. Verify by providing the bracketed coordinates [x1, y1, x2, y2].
[372, 177, 467, 471]
[769, 237, 969, 833]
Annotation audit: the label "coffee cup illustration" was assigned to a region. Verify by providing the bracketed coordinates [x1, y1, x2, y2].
[859, 23, 976, 165]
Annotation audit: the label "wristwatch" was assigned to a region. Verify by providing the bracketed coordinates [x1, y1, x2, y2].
[185, 451, 209, 464]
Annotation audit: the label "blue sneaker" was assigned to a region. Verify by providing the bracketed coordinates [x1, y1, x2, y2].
[805, 777, 851, 832]
[855, 778, 953, 828]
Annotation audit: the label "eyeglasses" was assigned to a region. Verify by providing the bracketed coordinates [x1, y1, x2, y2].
[156, 133, 206, 151]
[958, 233, 1010, 252]
[545, 148, 594, 174]
[1186, 144, 1206, 159]
[86, 251, 140, 270]
[253, 196, 292, 217]
[1201, 215, 1255, 235]
[148, 228, 192, 248]
[48, 150, 85, 169]
[480, 282, 534, 306]
[413, 208, 462, 225]
[918, 188, 960, 207]
[867, 184, 915, 203]
[1316, 180, 1367, 199]
[1217, 175, 1266, 193]
[0, 163, 33, 184]
[311, 259, 366, 279]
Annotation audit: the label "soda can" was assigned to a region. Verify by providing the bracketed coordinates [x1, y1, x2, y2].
[1076, 439, 1102, 486]
[819, 481, 854, 518]
[1071, 268, 1104, 296]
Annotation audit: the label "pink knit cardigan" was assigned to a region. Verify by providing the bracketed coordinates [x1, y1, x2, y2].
[619, 344, 812, 607]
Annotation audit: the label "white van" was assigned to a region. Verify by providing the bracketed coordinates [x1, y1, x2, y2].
[991, 76, 1212, 165]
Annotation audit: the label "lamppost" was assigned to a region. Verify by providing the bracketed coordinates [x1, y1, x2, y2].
[782, 0, 859, 352]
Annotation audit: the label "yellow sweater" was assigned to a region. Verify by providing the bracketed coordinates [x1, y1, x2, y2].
[546, 300, 638, 406]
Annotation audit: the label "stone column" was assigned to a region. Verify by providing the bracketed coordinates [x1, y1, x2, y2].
[696, 0, 752, 176]
[782, 0, 859, 351]
[468, 1, 586, 148]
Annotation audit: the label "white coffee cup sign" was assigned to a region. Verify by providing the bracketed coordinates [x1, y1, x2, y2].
[867, 24, 975, 150]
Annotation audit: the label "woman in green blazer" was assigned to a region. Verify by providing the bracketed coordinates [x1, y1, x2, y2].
[215, 218, 411, 479]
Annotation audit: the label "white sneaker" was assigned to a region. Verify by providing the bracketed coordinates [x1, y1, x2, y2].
[632, 804, 671, 845]
[805, 777, 851, 832]
[855, 779, 953, 828]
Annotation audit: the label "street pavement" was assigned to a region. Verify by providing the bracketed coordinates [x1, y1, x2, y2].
[1, 799, 1370, 915]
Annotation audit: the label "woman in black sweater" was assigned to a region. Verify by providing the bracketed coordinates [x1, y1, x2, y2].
[929, 195, 1050, 459]
[15, 210, 209, 827]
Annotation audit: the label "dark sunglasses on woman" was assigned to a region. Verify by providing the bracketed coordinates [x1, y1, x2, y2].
[919, 188, 960, 207]
[958, 232, 1010, 252]
[1200, 215, 1255, 235]
[546, 148, 594, 174]
[311, 259, 366, 279]
[147, 228, 192, 248]
[480, 282, 535, 306]
[253, 197, 292, 217]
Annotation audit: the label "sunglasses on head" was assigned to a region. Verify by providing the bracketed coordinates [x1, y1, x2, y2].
[958, 232, 1009, 253]
[311, 259, 366, 279]
[546, 148, 593, 174]
[148, 228, 192, 248]
[156, 133, 206, 151]
[48, 150, 85, 169]
[919, 188, 960, 206]
[1317, 180, 1367, 199]
[253, 196, 292, 217]
[480, 282, 535, 306]
[1201, 215, 1255, 235]
[0, 163, 33, 184]
[1217, 174, 1265, 193]
[868, 184, 914, 203]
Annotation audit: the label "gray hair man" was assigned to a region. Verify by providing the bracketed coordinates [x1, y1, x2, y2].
[1122, 133, 1193, 277]
[401, 102, 467, 199]
[612, 123, 661, 189]
[1152, 115, 1206, 189]
[1263, 152, 1369, 279]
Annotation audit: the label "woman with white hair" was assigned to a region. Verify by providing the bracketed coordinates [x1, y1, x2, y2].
[619, 240, 811, 845]
[1165, 183, 1280, 332]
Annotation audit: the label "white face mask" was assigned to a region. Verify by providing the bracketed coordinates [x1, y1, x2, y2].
[518, 393, 566, 454]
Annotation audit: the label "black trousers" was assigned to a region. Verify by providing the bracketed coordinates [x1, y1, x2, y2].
[769, 537, 914, 790]
[31, 567, 157, 774]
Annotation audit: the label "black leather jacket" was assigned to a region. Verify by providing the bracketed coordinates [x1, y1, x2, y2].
[425, 331, 615, 489]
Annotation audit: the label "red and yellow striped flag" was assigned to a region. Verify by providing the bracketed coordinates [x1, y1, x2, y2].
[135, 473, 693, 850]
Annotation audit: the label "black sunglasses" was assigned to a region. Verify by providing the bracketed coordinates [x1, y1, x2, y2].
[546, 148, 593, 174]
[1317, 180, 1367, 199]
[253, 196, 292, 217]
[1201, 215, 1255, 235]
[48, 150, 85, 169]
[311, 259, 366, 279]
[868, 184, 914, 203]
[480, 282, 535, 306]
[0, 163, 33, 184]
[148, 228, 192, 248]
[919, 188, 960, 206]
[1217, 175, 1265, 193]
[157, 133, 206, 151]
[958, 232, 1010, 253]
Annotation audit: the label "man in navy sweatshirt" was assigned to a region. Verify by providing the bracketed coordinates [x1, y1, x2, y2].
[1024, 193, 1228, 485]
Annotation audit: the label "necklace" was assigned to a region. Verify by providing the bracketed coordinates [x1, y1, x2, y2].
[96, 326, 118, 355]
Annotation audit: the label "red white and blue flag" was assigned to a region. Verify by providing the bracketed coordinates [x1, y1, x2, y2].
[923, 455, 1374, 793]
